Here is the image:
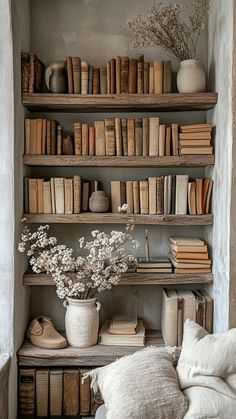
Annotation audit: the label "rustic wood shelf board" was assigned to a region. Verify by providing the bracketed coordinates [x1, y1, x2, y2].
[18, 334, 164, 367]
[23, 213, 213, 225]
[23, 155, 215, 167]
[22, 93, 218, 112]
[22, 271, 213, 286]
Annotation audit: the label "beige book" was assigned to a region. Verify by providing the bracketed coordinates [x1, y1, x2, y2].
[115, 56, 121, 94]
[37, 178, 44, 213]
[133, 180, 140, 214]
[180, 139, 211, 146]
[142, 117, 149, 156]
[49, 369, 63, 417]
[171, 124, 179, 156]
[175, 268, 211, 273]
[80, 369, 91, 416]
[144, 62, 149, 94]
[115, 118, 122, 156]
[149, 117, 160, 156]
[46, 119, 51, 155]
[42, 123, 47, 154]
[127, 118, 135, 156]
[149, 65, 154, 93]
[54, 178, 65, 214]
[81, 61, 89, 94]
[154, 60, 163, 94]
[36, 118, 42, 155]
[106, 61, 111, 94]
[164, 175, 168, 215]
[82, 123, 89, 155]
[177, 289, 197, 325]
[170, 250, 209, 260]
[50, 178, 56, 214]
[111, 181, 126, 213]
[73, 175, 82, 214]
[25, 118, 31, 154]
[188, 182, 197, 215]
[105, 118, 116, 156]
[110, 314, 137, 329]
[180, 147, 213, 155]
[148, 177, 157, 214]
[159, 124, 166, 157]
[169, 237, 205, 246]
[57, 125, 62, 155]
[169, 254, 210, 269]
[177, 298, 183, 346]
[165, 126, 171, 156]
[139, 180, 149, 214]
[205, 179, 213, 214]
[30, 119, 37, 154]
[74, 122, 82, 155]
[171, 255, 211, 264]
[36, 369, 49, 417]
[19, 368, 36, 417]
[175, 175, 188, 215]
[100, 66, 107, 94]
[135, 118, 143, 156]
[43, 181, 52, 214]
[180, 132, 211, 140]
[72, 57, 81, 94]
[170, 244, 208, 254]
[28, 178, 38, 213]
[180, 123, 212, 131]
[65, 178, 73, 214]
[99, 320, 145, 346]
[126, 181, 134, 213]
[95, 121, 106, 156]
[63, 369, 79, 416]
[161, 289, 178, 347]
[167, 174, 172, 214]
[82, 181, 89, 211]
[121, 118, 128, 156]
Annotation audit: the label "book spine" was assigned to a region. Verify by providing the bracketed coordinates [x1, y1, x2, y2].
[50, 178, 56, 214]
[106, 61, 111, 94]
[133, 180, 140, 214]
[62, 135, 74, 155]
[81, 61, 89, 94]
[51, 120, 57, 155]
[29, 53, 36, 93]
[137, 55, 144, 94]
[149, 117, 160, 156]
[171, 175, 176, 214]
[57, 125, 62, 155]
[115, 56, 121, 94]
[159, 124, 166, 157]
[128, 59, 137, 93]
[154, 60, 164, 94]
[66, 56, 74, 94]
[24, 177, 29, 213]
[80, 369, 91, 416]
[63, 369, 80, 416]
[110, 58, 116, 94]
[28, 178, 38, 213]
[19, 368, 36, 416]
[82, 124, 89, 155]
[171, 124, 179, 156]
[149, 66, 154, 93]
[156, 176, 164, 215]
[36, 118, 42, 155]
[100, 66, 107, 94]
[139, 180, 149, 214]
[165, 126, 171, 156]
[49, 369, 63, 417]
[121, 119, 128, 156]
[144, 62, 150, 94]
[74, 122, 82, 155]
[65, 178, 73, 214]
[121, 56, 129, 93]
[95, 121, 106, 156]
[88, 65, 93, 94]
[72, 57, 81, 94]
[42, 118, 47, 155]
[126, 180, 134, 213]
[93, 68, 100, 94]
[115, 118, 123, 156]
[127, 118, 135, 156]
[43, 181, 52, 214]
[142, 117, 149, 156]
[74, 175, 82, 214]
[54, 178, 65, 214]
[89, 126, 95, 156]
[25, 118, 31, 154]
[21, 52, 30, 94]
[105, 118, 116, 156]
[148, 177, 157, 214]
[46, 120, 51, 155]
[135, 118, 143, 156]
[36, 369, 49, 417]
[163, 60, 172, 93]
[82, 181, 89, 211]
[30, 119, 37, 154]
[37, 178, 44, 213]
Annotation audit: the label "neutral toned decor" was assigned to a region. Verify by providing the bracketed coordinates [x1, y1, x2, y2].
[26, 316, 67, 349]
[89, 190, 109, 213]
[177, 59, 206, 93]
[45, 61, 67, 93]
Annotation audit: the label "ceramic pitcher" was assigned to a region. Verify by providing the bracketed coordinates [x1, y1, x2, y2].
[177, 59, 206, 93]
[45, 61, 67, 93]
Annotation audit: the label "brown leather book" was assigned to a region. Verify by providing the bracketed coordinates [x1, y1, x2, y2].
[144, 62, 150, 93]
[57, 125, 62, 155]
[196, 178, 203, 215]
[137, 55, 144, 94]
[80, 369, 91, 416]
[159, 124, 166, 157]
[95, 121, 106, 155]
[163, 60, 172, 93]
[25, 118, 31, 154]
[89, 126, 95, 156]
[88, 65, 93, 94]
[82, 124, 89, 155]
[19, 368, 36, 417]
[156, 176, 164, 214]
[121, 119, 128, 156]
[127, 118, 135, 156]
[37, 178, 44, 213]
[139, 180, 149, 214]
[82, 181, 90, 211]
[81, 61, 89, 94]
[115, 118, 122, 156]
[65, 178, 73, 214]
[142, 118, 149, 156]
[24, 177, 29, 213]
[188, 182, 197, 215]
[106, 61, 111, 94]
[28, 178, 38, 213]
[165, 126, 171, 156]
[35, 56, 45, 92]
[171, 123, 179, 156]
[36, 369, 49, 417]
[51, 120, 57, 155]
[149, 117, 160, 156]
[66, 56, 74, 94]
[46, 119, 51, 155]
[49, 369, 63, 416]
[43, 181, 52, 214]
[115, 56, 121, 94]
[105, 118, 116, 156]
[133, 180, 140, 214]
[42, 118, 47, 154]
[110, 59, 116, 94]
[100, 66, 107, 94]
[30, 119, 37, 155]
[111, 181, 126, 213]
[74, 122, 82, 155]
[154, 60, 164, 94]
[135, 118, 143, 156]
[29, 53, 36, 93]
[148, 177, 157, 214]
[93, 68, 100, 94]
[21, 52, 30, 93]
[149, 66, 154, 93]
[62, 135, 74, 155]
[73, 175, 82, 214]
[63, 369, 79, 416]
[72, 57, 81, 94]
[126, 180, 134, 213]
[121, 56, 129, 93]
[128, 58, 137, 93]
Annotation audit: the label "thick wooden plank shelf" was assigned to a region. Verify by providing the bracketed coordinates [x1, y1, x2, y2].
[18, 334, 164, 367]
[22, 271, 213, 286]
[22, 93, 218, 112]
[23, 155, 215, 167]
[23, 213, 213, 225]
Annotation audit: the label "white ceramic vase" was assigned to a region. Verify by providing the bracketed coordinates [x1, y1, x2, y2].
[177, 59, 206, 93]
[63, 297, 101, 348]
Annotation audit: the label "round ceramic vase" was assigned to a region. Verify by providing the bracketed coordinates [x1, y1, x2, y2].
[177, 59, 206, 93]
[89, 190, 109, 213]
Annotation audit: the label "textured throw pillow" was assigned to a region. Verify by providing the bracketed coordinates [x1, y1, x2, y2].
[177, 320, 236, 419]
[84, 346, 188, 419]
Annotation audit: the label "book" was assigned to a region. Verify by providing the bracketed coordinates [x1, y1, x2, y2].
[163, 60, 172, 93]
[177, 298, 183, 346]
[24, 177, 29, 213]
[50, 178, 56, 214]
[121, 56, 129, 93]
[100, 66, 107, 94]
[171, 175, 176, 214]
[115, 118, 122, 156]
[170, 244, 208, 253]
[149, 117, 160, 156]
[133, 180, 140, 214]
[99, 320, 145, 346]
[82, 181, 90, 211]
[171, 124, 179, 156]
[170, 251, 209, 260]
[72, 57, 81, 94]
[51, 120, 57, 155]
[121, 119, 128, 156]
[66, 56, 73, 94]
[169, 237, 205, 246]
[106, 61, 111, 94]
[57, 125, 62, 155]
[43, 181, 52, 214]
[159, 124, 165, 156]
[63, 369, 79, 416]
[54, 178, 65, 214]
[19, 368, 36, 416]
[115, 56, 121, 94]
[161, 289, 178, 347]
[111, 181, 126, 213]
[180, 123, 212, 132]
[81, 61, 89, 94]
[188, 182, 197, 215]
[149, 65, 154, 93]
[139, 180, 149, 214]
[148, 177, 157, 214]
[136, 267, 172, 273]
[93, 68, 100, 94]
[80, 369, 91, 416]
[89, 127, 95, 156]
[198, 289, 213, 333]
[138, 257, 172, 268]
[169, 255, 210, 269]
[110, 314, 137, 329]
[127, 118, 135, 156]
[137, 55, 144, 94]
[36, 178, 44, 214]
[175, 268, 212, 273]
[82, 124, 89, 156]
[29, 53, 36, 93]
[25, 118, 31, 154]
[95, 121, 106, 156]
[105, 118, 116, 156]
[156, 176, 164, 215]
[129, 58, 137, 93]
[142, 118, 149, 156]
[180, 132, 212, 140]
[21, 52, 30, 93]
[49, 369, 63, 417]
[90, 389, 103, 416]
[73, 175, 82, 214]
[62, 135, 74, 155]
[30, 119, 37, 154]
[196, 178, 203, 215]
[135, 118, 143, 156]
[36, 369, 49, 417]
[194, 290, 206, 328]
[65, 178, 73, 214]
[144, 62, 149, 94]
[180, 139, 211, 146]
[175, 175, 188, 215]
[88, 65, 93, 94]
[74, 122, 82, 155]
[126, 180, 134, 214]
[110, 58, 116, 94]
[205, 180, 213, 214]
[179, 147, 213, 155]
[170, 254, 211, 264]
[167, 175, 172, 214]
[41, 118, 46, 154]
[46, 120, 51, 155]
[28, 179, 38, 213]
[154, 60, 163, 94]
[164, 176, 168, 215]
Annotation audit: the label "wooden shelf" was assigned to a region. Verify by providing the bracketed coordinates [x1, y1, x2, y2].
[22, 93, 218, 112]
[23, 213, 213, 225]
[22, 271, 213, 286]
[18, 334, 164, 367]
[23, 155, 215, 167]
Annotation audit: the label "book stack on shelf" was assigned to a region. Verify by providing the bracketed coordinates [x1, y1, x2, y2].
[137, 258, 172, 273]
[99, 315, 145, 347]
[169, 237, 212, 274]
[161, 288, 213, 347]
[179, 124, 213, 155]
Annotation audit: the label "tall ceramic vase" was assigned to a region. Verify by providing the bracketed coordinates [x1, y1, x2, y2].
[177, 59, 206, 93]
[63, 297, 101, 348]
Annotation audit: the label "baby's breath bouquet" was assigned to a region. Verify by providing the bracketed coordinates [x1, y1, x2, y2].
[19, 219, 138, 300]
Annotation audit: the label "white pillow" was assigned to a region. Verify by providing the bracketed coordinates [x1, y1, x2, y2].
[84, 347, 188, 419]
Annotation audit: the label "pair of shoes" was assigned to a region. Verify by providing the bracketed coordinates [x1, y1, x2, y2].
[26, 316, 67, 349]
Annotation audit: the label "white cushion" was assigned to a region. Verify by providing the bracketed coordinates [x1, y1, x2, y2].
[84, 347, 188, 419]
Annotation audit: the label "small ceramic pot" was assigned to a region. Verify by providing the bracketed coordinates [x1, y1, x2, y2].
[89, 191, 109, 213]
[45, 61, 68, 93]
[177, 59, 206, 93]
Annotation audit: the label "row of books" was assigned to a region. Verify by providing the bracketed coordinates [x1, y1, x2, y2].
[21, 52, 45, 94]
[161, 288, 213, 347]
[111, 176, 213, 215]
[179, 123, 213, 155]
[169, 237, 212, 274]
[19, 367, 103, 417]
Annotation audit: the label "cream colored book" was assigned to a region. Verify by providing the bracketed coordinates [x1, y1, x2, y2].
[50, 178, 56, 214]
[81, 61, 88, 94]
[115, 117, 122, 156]
[73, 175, 82, 214]
[177, 289, 197, 324]
[64, 178, 73, 214]
[159, 124, 166, 157]
[139, 180, 149, 214]
[36, 369, 49, 417]
[169, 237, 205, 246]
[49, 369, 63, 416]
[99, 320, 145, 346]
[142, 117, 149, 156]
[175, 175, 188, 215]
[95, 121, 105, 156]
[54, 178, 65, 214]
[149, 117, 160, 156]
[37, 178, 44, 214]
[43, 181, 52, 214]
[154, 60, 163, 94]
[126, 181, 134, 214]
[110, 315, 137, 328]
[135, 118, 143, 156]
[133, 180, 140, 214]
[161, 289, 178, 347]
[148, 177, 157, 214]
[127, 118, 135, 156]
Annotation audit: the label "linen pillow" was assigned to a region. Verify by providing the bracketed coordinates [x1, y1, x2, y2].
[84, 346, 188, 419]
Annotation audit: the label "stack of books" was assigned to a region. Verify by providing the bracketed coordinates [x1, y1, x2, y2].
[168, 237, 212, 274]
[179, 123, 213, 155]
[137, 257, 172, 273]
[21, 52, 45, 94]
[99, 315, 145, 346]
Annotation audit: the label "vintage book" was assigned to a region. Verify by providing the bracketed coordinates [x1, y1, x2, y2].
[180, 123, 212, 131]
[139, 180, 149, 214]
[106, 61, 111, 94]
[115, 118, 122, 156]
[133, 180, 140, 214]
[161, 289, 178, 347]
[111, 181, 126, 213]
[30, 119, 37, 155]
[127, 118, 135, 156]
[95, 121, 106, 156]
[46, 119, 51, 155]
[105, 118, 116, 156]
[88, 65, 93, 94]
[54, 177, 65, 214]
[121, 118, 128, 156]
[169, 236, 205, 247]
[50, 178, 56, 214]
[108, 328, 136, 336]
[164, 175, 168, 215]
[57, 125, 62, 155]
[28, 53, 36, 93]
[115, 56, 121, 94]
[170, 250, 209, 260]
[196, 177, 203, 215]
[43, 181, 52, 214]
[137, 267, 172, 273]
[42, 119, 48, 154]
[89, 126, 95, 156]
[28, 178, 38, 213]
[170, 244, 208, 254]
[62, 135, 74, 155]
[149, 117, 160, 156]
[129, 58, 137, 94]
[163, 60, 172, 93]
[135, 118, 143, 156]
[175, 268, 211, 273]
[93, 68, 100, 94]
[74, 122, 82, 155]
[171, 124, 179, 156]
[170, 255, 210, 269]
[36, 368, 49, 417]
[126, 180, 134, 213]
[198, 289, 213, 333]
[24, 177, 29, 213]
[205, 180, 213, 214]
[159, 124, 166, 157]
[137, 54, 144, 94]
[82, 181, 90, 211]
[21, 52, 30, 93]
[19, 368, 36, 417]
[99, 320, 145, 346]
[100, 66, 107, 94]
[51, 120, 57, 155]
[65, 178, 73, 214]
[175, 175, 188, 215]
[142, 117, 149, 156]
[72, 57, 81, 94]
[167, 175, 172, 214]
[144, 62, 149, 94]
[148, 177, 157, 215]
[180, 132, 211, 140]
[121, 56, 129, 93]
[180, 139, 211, 146]
[63, 369, 79, 416]
[138, 257, 172, 268]
[50, 369, 63, 417]
[110, 58, 116, 94]
[66, 56, 74, 94]
[154, 60, 163, 94]
[194, 290, 206, 327]
[73, 175, 82, 214]
[156, 176, 164, 215]
[179, 147, 213, 155]
[90, 389, 103, 416]
[80, 369, 91, 416]
[202, 178, 210, 213]
[36, 119, 43, 155]
[177, 298, 183, 346]
[188, 182, 197, 215]
[25, 118, 31, 154]
[110, 314, 137, 329]
[35, 56, 45, 92]
[171, 175, 176, 214]
[170, 254, 211, 264]
[81, 61, 89, 94]
[82, 124, 89, 156]
[149, 65, 154, 93]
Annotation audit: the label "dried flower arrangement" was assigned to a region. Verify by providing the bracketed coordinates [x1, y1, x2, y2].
[18, 219, 138, 300]
[127, 0, 210, 61]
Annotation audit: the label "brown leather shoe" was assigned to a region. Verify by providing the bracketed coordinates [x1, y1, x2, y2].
[26, 316, 67, 349]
